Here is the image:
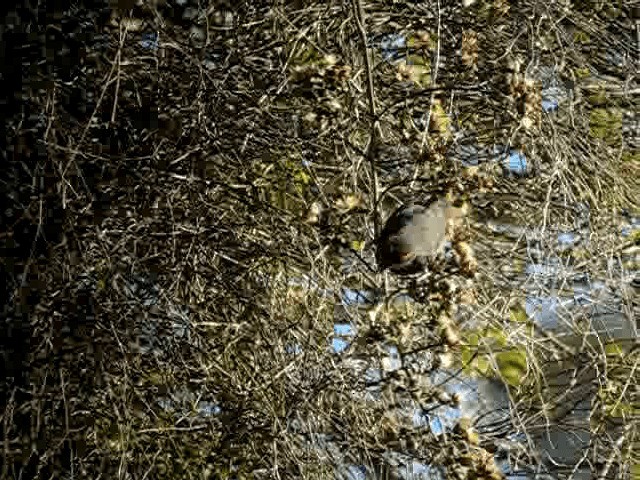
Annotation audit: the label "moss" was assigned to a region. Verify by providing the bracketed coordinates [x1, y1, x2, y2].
[292, 45, 322, 66]
[495, 350, 527, 386]
[574, 67, 591, 79]
[621, 150, 639, 163]
[461, 326, 528, 386]
[405, 54, 431, 86]
[572, 0, 623, 18]
[509, 305, 528, 323]
[407, 31, 436, 51]
[348, 128, 368, 149]
[431, 101, 452, 138]
[589, 108, 623, 146]
[350, 240, 365, 251]
[604, 341, 624, 357]
[573, 30, 590, 44]
[587, 91, 608, 106]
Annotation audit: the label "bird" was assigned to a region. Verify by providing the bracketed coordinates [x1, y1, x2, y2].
[375, 199, 453, 274]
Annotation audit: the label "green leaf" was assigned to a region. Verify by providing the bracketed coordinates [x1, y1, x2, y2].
[509, 305, 528, 323]
[350, 240, 365, 251]
[496, 350, 527, 387]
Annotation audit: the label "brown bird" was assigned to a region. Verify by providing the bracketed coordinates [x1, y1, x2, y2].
[376, 199, 453, 274]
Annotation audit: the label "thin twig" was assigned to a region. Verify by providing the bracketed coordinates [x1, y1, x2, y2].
[418, 0, 442, 157]
[352, 0, 380, 240]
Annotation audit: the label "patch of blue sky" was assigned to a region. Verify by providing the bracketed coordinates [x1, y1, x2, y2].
[383, 344, 402, 372]
[542, 98, 559, 112]
[332, 322, 354, 353]
[422, 405, 461, 435]
[379, 33, 406, 62]
[605, 48, 626, 68]
[620, 213, 639, 237]
[197, 401, 221, 416]
[572, 279, 606, 307]
[156, 396, 221, 418]
[342, 464, 367, 480]
[404, 460, 442, 478]
[556, 231, 581, 252]
[341, 288, 374, 306]
[332, 337, 349, 353]
[364, 366, 382, 386]
[285, 343, 302, 354]
[140, 32, 159, 50]
[334, 322, 354, 336]
[451, 139, 532, 176]
[557, 232, 577, 246]
[504, 150, 528, 175]
[456, 143, 481, 166]
[525, 259, 562, 278]
[541, 86, 564, 113]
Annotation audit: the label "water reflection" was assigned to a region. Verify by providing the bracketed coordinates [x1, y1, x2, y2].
[340, 198, 633, 478]
[449, 136, 532, 177]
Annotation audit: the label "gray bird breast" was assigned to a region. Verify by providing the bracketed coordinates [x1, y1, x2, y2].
[376, 200, 448, 273]
[402, 201, 447, 256]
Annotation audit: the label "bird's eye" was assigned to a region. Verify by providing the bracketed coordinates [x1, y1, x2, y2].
[398, 252, 412, 262]
[396, 214, 413, 228]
